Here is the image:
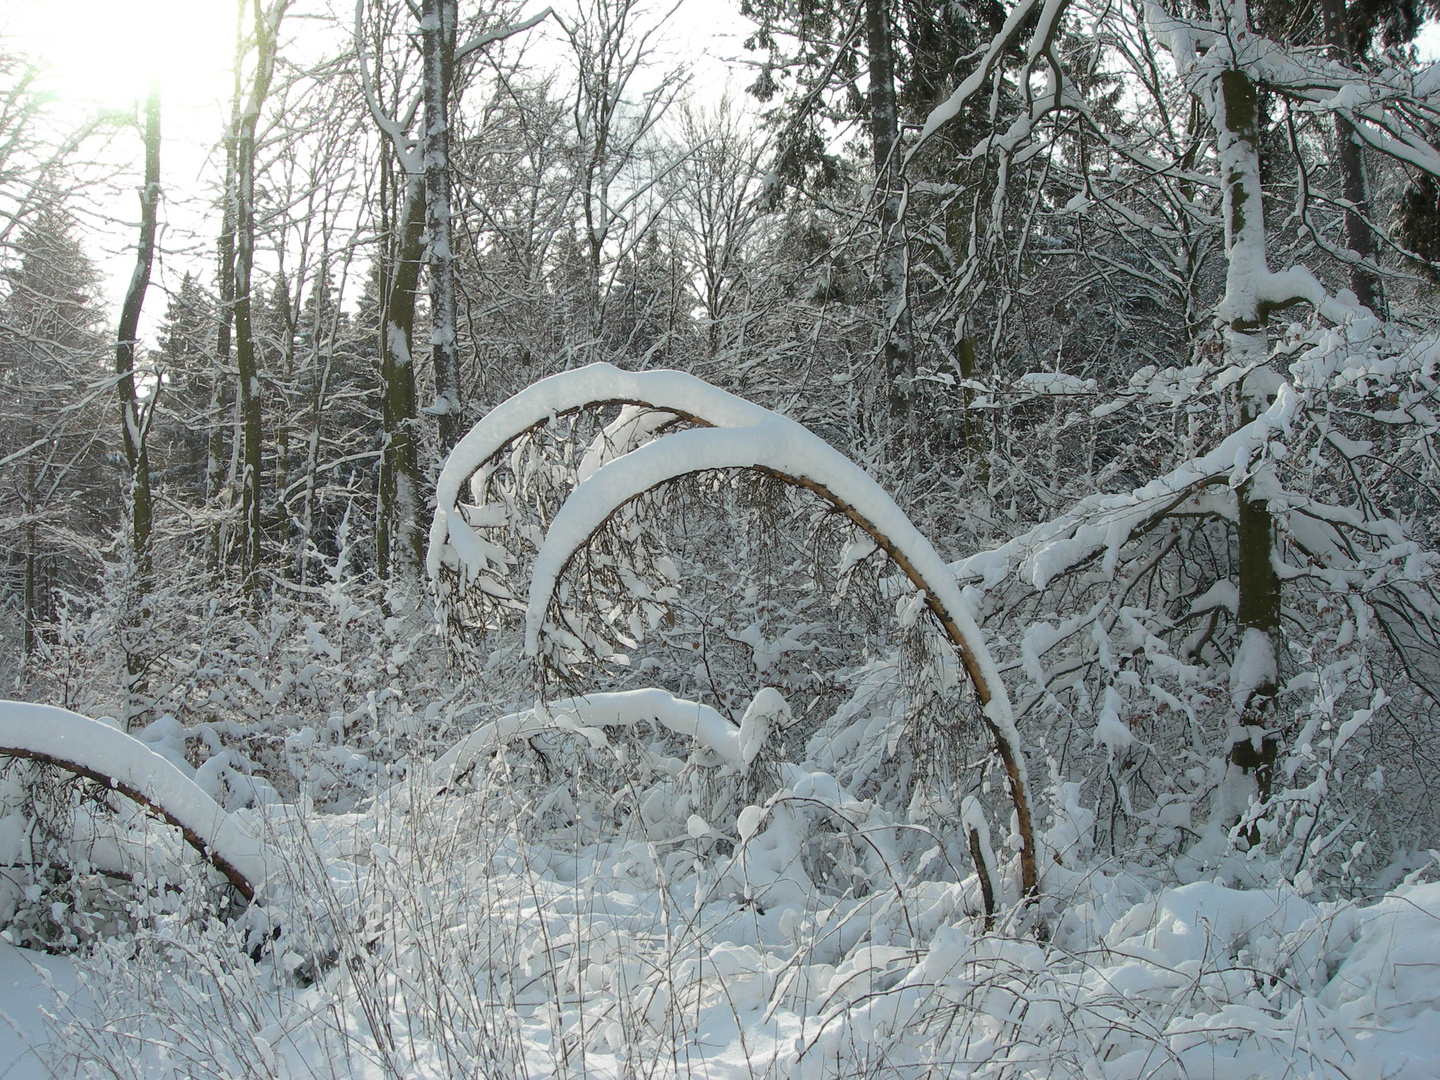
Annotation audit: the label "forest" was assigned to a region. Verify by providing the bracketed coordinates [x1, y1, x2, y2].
[2, 0, 1440, 1074]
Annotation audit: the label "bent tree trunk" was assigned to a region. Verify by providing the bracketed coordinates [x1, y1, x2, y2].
[429, 365, 1040, 900]
[0, 702, 265, 902]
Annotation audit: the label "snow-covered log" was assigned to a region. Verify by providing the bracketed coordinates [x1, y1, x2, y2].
[0, 702, 267, 902]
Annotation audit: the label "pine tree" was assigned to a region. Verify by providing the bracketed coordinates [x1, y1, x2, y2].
[0, 208, 109, 670]
[153, 272, 218, 497]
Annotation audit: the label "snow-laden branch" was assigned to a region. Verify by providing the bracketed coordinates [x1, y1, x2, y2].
[354, 0, 422, 173]
[908, 0, 1072, 156]
[454, 7, 554, 64]
[0, 702, 268, 901]
[427, 686, 797, 790]
[953, 384, 1301, 591]
[432, 364, 1041, 898]
[526, 424, 1006, 716]
[428, 363, 771, 585]
[518, 419, 1038, 898]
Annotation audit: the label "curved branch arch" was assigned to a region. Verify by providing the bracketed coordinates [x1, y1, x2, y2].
[432, 364, 1007, 701]
[0, 702, 266, 902]
[428, 363, 772, 584]
[540, 425, 1038, 899]
[431, 365, 1037, 899]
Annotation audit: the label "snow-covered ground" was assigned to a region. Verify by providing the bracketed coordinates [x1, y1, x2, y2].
[1, 697, 1438, 1078]
[0, 946, 73, 1080]
[12, 775, 1440, 1080]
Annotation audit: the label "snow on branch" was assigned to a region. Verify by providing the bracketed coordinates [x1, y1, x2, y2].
[908, 0, 1072, 155]
[432, 365, 1041, 899]
[954, 384, 1301, 592]
[428, 687, 756, 790]
[0, 702, 268, 902]
[525, 424, 1011, 723]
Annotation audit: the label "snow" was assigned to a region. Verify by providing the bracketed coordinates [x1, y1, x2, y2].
[951, 383, 1301, 593]
[429, 362, 771, 584]
[1015, 371, 1096, 395]
[432, 364, 1034, 882]
[0, 945, 73, 1080]
[0, 701, 269, 900]
[1230, 626, 1278, 702]
[428, 687, 751, 782]
[5, 703, 1440, 1080]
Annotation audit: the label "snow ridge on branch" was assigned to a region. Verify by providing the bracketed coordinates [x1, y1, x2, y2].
[0, 701, 268, 901]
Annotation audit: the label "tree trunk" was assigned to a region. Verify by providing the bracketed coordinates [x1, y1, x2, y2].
[1212, 60, 1283, 825]
[864, 0, 912, 421]
[209, 4, 244, 578]
[22, 420, 36, 667]
[1320, 0, 1382, 313]
[233, 1, 285, 596]
[378, 179, 427, 580]
[114, 81, 161, 717]
[422, 0, 462, 454]
[115, 81, 160, 588]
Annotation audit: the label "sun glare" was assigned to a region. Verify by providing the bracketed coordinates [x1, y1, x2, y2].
[9, 0, 235, 116]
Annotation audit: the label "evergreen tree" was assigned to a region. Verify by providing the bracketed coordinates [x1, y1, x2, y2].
[153, 272, 218, 496]
[0, 208, 109, 670]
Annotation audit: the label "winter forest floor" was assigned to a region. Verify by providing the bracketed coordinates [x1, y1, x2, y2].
[0, 721, 1438, 1079]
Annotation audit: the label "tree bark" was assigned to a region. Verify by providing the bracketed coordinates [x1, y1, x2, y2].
[864, 0, 912, 421]
[210, 94, 238, 577]
[22, 421, 36, 666]
[378, 179, 426, 580]
[115, 81, 160, 587]
[114, 82, 161, 716]
[233, 1, 285, 596]
[422, 0, 462, 454]
[1320, 0, 1381, 313]
[1212, 60, 1283, 825]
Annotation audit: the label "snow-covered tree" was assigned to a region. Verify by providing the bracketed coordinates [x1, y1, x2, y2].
[905, 0, 1440, 881]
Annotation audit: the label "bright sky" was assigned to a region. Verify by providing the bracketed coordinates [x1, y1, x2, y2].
[4, 0, 239, 344]
[8, 0, 235, 112]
